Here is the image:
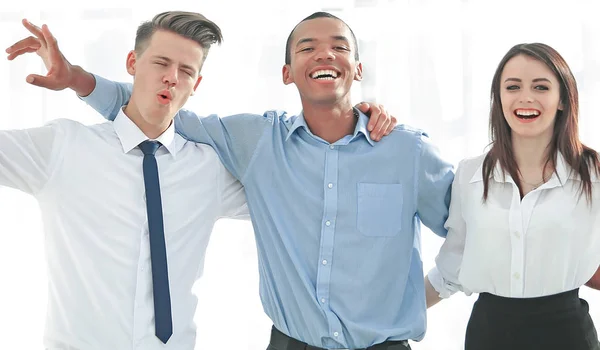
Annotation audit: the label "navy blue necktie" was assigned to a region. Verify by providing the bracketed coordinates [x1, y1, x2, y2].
[139, 140, 173, 344]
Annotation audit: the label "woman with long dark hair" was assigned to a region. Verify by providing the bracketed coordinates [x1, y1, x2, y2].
[425, 43, 600, 350]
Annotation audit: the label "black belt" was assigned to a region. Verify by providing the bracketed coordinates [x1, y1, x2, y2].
[269, 326, 410, 350]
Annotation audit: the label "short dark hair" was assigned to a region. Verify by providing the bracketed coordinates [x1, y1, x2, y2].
[135, 11, 223, 71]
[284, 12, 359, 65]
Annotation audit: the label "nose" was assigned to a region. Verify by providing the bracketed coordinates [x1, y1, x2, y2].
[314, 47, 335, 61]
[519, 93, 534, 103]
[162, 66, 178, 86]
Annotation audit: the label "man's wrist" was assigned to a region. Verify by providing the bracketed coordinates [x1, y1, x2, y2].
[69, 65, 96, 97]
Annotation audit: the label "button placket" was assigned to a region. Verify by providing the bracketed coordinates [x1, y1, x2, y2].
[315, 144, 346, 346]
[508, 185, 524, 296]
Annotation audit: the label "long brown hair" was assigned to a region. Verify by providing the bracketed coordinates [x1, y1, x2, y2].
[482, 43, 600, 202]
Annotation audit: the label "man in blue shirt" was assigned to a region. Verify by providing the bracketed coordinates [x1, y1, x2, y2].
[8, 11, 453, 350]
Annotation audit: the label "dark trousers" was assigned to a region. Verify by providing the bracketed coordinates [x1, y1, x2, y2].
[267, 326, 411, 350]
[465, 289, 599, 350]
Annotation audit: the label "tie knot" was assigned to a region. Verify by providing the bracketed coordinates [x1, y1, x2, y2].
[139, 140, 162, 156]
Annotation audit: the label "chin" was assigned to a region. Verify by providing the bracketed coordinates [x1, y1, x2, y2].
[310, 95, 341, 105]
[144, 114, 170, 126]
[512, 129, 552, 140]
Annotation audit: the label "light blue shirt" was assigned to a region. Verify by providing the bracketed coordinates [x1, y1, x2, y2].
[83, 75, 454, 349]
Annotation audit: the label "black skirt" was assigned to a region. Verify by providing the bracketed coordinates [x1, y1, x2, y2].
[465, 289, 599, 350]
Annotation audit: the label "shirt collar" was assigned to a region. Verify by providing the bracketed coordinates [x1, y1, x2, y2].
[113, 107, 178, 157]
[284, 112, 308, 142]
[284, 108, 375, 146]
[353, 108, 375, 146]
[470, 151, 571, 189]
[468, 158, 500, 184]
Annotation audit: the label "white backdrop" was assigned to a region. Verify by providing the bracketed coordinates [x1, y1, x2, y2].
[1, 0, 600, 349]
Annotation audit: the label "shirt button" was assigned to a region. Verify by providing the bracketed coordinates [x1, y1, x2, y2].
[328, 183, 334, 189]
[513, 272, 521, 280]
[321, 298, 326, 303]
[333, 332, 339, 337]
[322, 260, 328, 265]
[329, 145, 335, 150]
[325, 221, 331, 226]
[513, 231, 521, 238]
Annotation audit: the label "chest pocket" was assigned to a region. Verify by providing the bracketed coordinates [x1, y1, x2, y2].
[357, 183, 403, 237]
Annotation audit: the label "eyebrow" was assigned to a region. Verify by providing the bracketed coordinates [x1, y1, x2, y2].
[152, 55, 197, 73]
[504, 77, 553, 84]
[295, 35, 351, 47]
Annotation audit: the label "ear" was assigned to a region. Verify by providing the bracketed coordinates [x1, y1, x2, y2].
[126, 50, 137, 76]
[191, 75, 203, 96]
[282, 64, 294, 85]
[354, 62, 363, 82]
[558, 100, 564, 111]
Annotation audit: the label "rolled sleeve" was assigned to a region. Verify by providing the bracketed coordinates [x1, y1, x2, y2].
[431, 161, 471, 297]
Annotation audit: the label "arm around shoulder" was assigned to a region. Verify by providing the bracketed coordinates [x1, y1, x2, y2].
[79, 74, 133, 121]
[174, 110, 277, 181]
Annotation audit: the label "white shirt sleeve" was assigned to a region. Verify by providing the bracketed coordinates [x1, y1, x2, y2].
[0, 121, 65, 195]
[217, 163, 249, 220]
[428, 160, 471, 298]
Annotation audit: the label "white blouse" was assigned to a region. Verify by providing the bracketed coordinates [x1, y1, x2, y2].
[429, 152, 600, 298]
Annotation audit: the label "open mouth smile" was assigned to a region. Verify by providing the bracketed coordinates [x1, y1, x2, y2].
[514, 108, 541, 120]
[310, 69, 340, 81]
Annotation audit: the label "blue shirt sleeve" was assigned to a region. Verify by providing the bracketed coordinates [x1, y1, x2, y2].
[173, 112, 272, 180]
[415, 134, 454, 237]
[80, 74, 272, 181]
[81, 74, 133, 121]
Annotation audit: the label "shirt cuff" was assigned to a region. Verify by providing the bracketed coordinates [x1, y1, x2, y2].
[428, 266, 458, 299]
[77, 74, 107, 102]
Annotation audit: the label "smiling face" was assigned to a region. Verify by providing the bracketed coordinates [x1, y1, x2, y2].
[282, 17, 362, 107]
[125, 29, 204, 134]
[499, 54, 563, 143]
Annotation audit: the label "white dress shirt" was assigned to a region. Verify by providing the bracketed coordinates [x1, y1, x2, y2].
[0, 110, 248, 349]
[429, 152, 600, 299]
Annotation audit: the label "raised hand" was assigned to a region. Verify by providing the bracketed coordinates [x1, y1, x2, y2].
[6, 19, 75, 90]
